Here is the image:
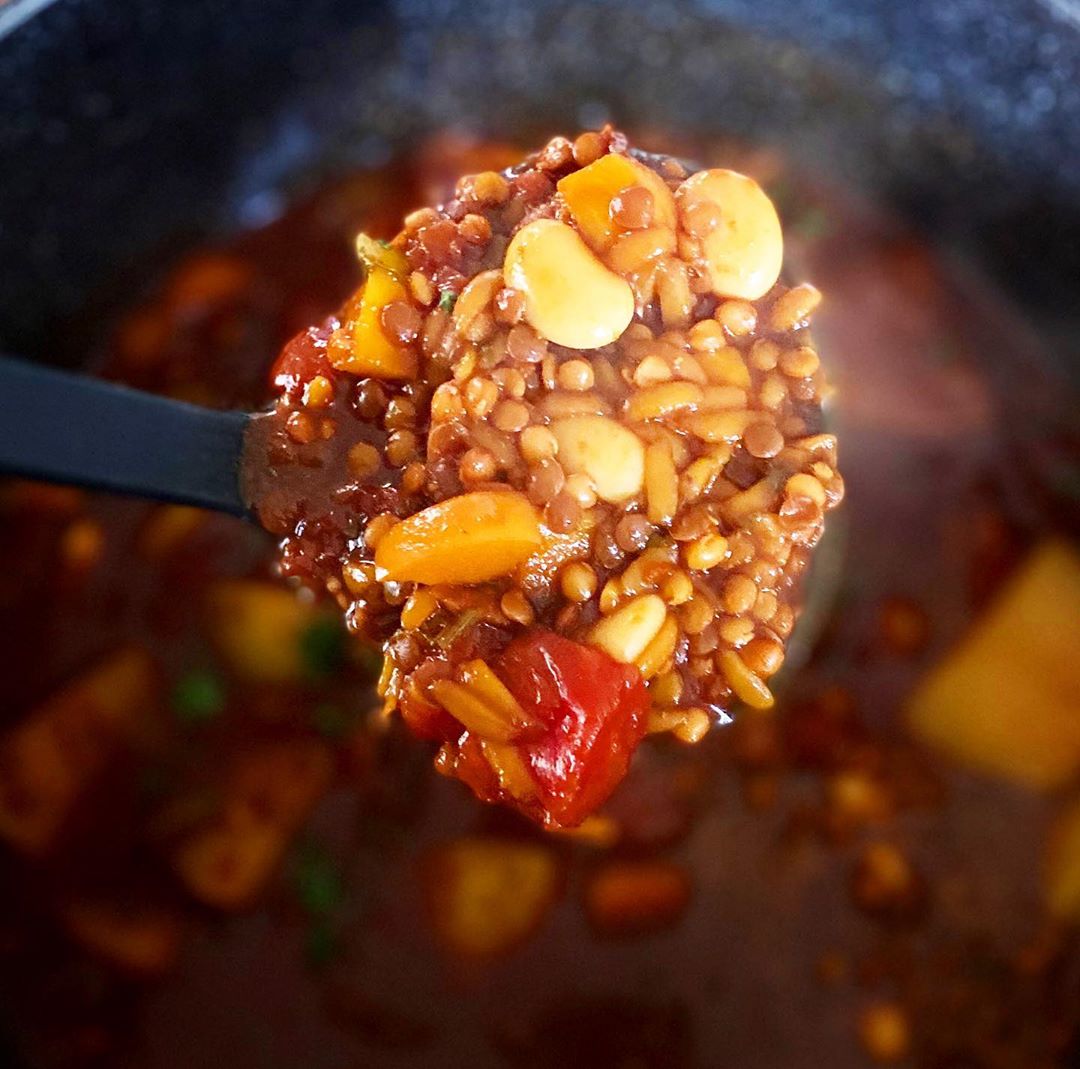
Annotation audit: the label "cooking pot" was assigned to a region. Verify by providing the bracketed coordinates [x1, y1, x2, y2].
[0, 1, 1077, 1066]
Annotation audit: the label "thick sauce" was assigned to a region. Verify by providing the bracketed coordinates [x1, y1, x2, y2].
[0, 132, 1076, 1069]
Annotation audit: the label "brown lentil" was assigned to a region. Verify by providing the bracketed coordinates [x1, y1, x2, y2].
[716, 299, 757, 337]
[614, 514, 653, 553]
[779, 345, 821, 378]
[526, 459, 567, 506]
[380, 299, 422, 345]
[768, 283, 822, 333]
[491, 399, 530, 433]
[610, 186, 654, 230]
[722, 574, 759, 615]
[346, 441, 382, 478]
[743, 420, 785, 459]
[459, 447, 497, 484]
[741, 635, 785, 677]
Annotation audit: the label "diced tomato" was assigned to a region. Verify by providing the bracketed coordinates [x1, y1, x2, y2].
[494, 631, 648, 828]
[270, 317, 337, 398]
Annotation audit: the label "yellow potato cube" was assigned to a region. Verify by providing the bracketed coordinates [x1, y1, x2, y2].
[907, 540, 1080, 790]
[424, 838, 559, 958]
[206, 579, 324, 684]
[331, 267, 417, 380]
[0, 649, 156, 854]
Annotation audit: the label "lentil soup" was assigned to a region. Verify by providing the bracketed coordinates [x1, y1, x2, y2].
[0, 130, 1076, 1069]
[247, 129, 842, 829]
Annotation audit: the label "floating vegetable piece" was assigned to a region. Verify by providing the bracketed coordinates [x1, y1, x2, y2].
[61, 900, 183, 976]
[206, 580, 325, 684]
[0, 649, 156, 854]
[172, 741, 334, 910]
[907, 540, 1080, 790]
[425, 838, 560, 958]
[375, 491, 543, 585]
[584, 860, 691, 937]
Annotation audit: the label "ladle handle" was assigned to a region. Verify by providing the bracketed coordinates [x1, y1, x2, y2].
[0, 356, 250, 516]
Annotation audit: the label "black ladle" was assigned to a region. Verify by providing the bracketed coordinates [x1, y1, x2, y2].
[0, 356, 255, 517]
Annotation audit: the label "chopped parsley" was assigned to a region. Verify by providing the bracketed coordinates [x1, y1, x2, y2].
[438, 289, 457, 313]
[171, 668, 225, 725]
[291, 841, 346, 968]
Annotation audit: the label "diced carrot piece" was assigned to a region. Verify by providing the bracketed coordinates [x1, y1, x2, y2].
[172, 740, 333, 910]
[424, 838, 560, 958]
[557, 154, 677, 252]
[375, 491, 543, 585]
[907, 540, 1080, 790]
[0, 649, 156, 855]
[61, 900, 183, 976]
[205, 579, 324, 684]
[330, 268, 418, 380]
[583, 859, 691, 937]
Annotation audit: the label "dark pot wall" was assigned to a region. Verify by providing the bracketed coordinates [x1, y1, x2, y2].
[1, 0, 1078, 381]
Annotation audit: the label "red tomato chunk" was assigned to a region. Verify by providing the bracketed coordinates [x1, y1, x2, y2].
[448, 632, 648, 828]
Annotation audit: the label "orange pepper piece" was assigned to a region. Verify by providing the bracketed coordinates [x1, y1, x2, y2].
[331, 267, 418, 380]
[557, 154, 677, 252]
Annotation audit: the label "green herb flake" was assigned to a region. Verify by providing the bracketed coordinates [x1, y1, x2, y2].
[438, 289, 457, 313]
[292, 842, 344, 917]
[299, 615, 347, 682]
[171, 669, 226, 725]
